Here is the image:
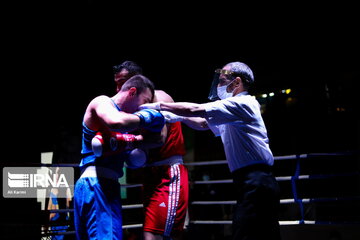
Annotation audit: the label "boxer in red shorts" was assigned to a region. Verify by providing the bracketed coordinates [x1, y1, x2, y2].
[112, 61, 189, 239]
[143, 90, 189, 240]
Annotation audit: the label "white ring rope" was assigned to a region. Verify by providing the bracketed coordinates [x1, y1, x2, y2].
[121, 204, 143, 209]
[121, 183, 143, 188]
[122, 224, 143, 229]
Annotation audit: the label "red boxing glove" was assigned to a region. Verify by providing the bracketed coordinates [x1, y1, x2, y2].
[92, 131, 143, 157]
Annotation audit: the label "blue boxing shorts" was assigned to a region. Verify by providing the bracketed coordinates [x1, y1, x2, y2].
[74, 176, 122, 240]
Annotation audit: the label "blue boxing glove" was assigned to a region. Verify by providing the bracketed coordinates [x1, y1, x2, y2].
[134, 109, 166, 132]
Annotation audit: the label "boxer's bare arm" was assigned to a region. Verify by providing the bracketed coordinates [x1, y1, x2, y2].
[84, 95, 141, 132]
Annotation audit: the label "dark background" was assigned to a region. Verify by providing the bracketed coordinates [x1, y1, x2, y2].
[3, 1, 359, 157]
[1, 1, 359, 239]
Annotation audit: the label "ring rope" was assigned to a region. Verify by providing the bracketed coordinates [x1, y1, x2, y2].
[122, 204, 143, 209]
[122, 223, 143, 229]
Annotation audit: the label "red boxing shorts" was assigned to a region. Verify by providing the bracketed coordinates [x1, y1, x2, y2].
[143, 163, 189, 237]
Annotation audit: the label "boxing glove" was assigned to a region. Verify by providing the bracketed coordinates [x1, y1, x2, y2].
[133, 109, 165, 132]
[91, 132, 143, 157]
[125, 148, 147, 169]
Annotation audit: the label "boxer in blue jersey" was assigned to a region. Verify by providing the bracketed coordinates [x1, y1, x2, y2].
[74, 74, 165, 240]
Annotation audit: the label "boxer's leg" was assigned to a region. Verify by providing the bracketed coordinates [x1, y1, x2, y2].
[74, 177, 123, 240]
[143, 164, 188, 240]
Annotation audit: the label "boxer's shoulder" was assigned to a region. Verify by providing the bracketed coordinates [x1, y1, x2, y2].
[155, 90, 174, 103]
[87, 95, 114, 109]
[92, 95, 111, 103]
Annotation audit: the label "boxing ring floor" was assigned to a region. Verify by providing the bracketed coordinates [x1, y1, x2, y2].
[39, 151, 360, 240]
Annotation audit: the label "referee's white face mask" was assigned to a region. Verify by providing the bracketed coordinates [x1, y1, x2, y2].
[208, 68, 236, 101]
[217, 79, 235, 100]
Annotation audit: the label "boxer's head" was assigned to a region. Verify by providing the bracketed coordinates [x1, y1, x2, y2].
[113, 61, 143, 92]
[119, 74, 155, 113]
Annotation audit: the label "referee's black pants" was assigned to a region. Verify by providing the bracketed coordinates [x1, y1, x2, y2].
[231, 164, 281, 240]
